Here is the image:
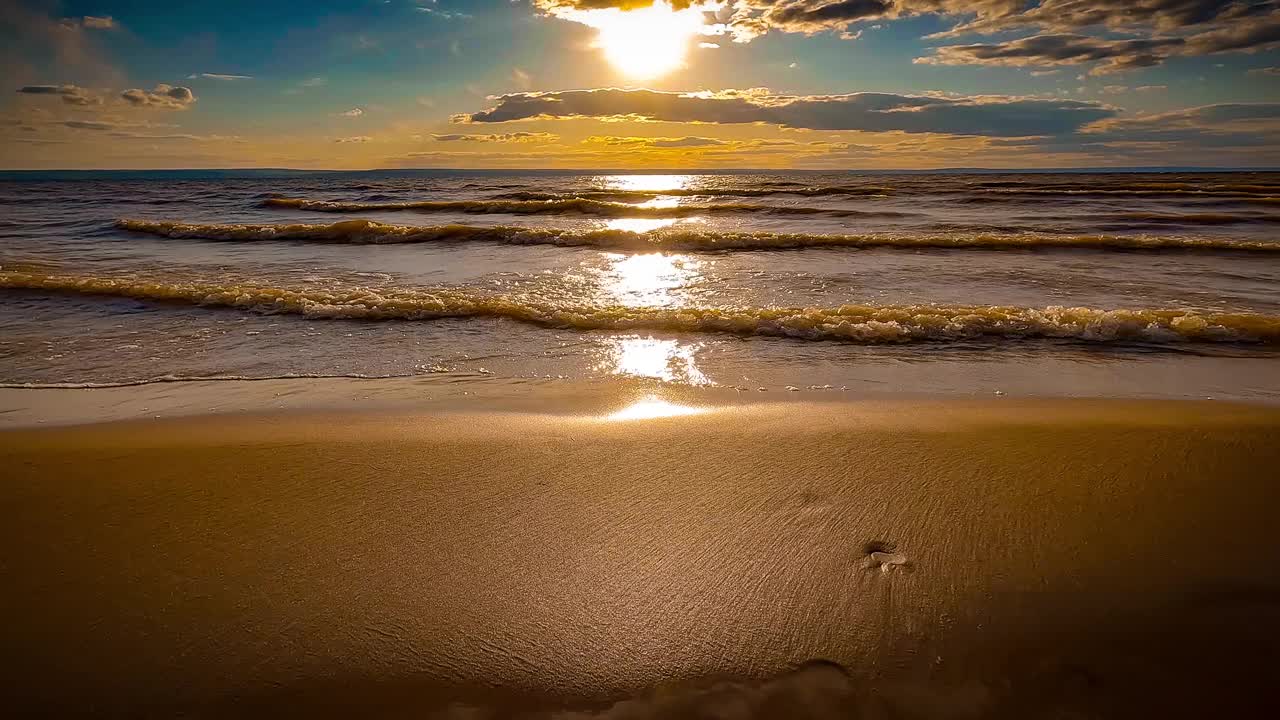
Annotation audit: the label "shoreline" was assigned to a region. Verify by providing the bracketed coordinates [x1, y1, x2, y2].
[4, 367, 1280, 429]
[4, 397, 1280, 716]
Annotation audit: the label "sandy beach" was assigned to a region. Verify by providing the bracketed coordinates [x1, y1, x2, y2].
[3, 396, 1279, 718]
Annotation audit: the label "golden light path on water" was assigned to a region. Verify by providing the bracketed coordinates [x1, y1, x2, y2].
[589, 181, 714, 387]
[602, 218, 679, 234]
[601, 174, 693, 192]
[600, 252, 702, 308]
[601, 336, 711, 385]
[593, 252, 713, 385]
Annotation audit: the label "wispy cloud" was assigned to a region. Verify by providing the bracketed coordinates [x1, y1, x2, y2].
[61, 120, 168, 131]
[187, 73, 253, 81]
[16, 84, 102, 106]
[415, 2, 473, 21]
[584, 135, 728, 148]
[334, 135, 372, 143]
[285, 76, 327, 95]
[108, 132, 242, 142]
[432, 132, 559, 143]
[79, 16, 118, 30]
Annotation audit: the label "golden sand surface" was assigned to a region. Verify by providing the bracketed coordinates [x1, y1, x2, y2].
[3, 397, 1279, 717]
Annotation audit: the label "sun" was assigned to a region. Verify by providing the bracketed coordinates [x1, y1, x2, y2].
[555, 2, 714, 80]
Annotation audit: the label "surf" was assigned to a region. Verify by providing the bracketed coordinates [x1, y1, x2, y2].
[5, 266, 1278, 345]
[115, 218, 1280, 253]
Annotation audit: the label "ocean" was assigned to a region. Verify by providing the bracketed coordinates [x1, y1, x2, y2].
[2, 170, 1279, 402]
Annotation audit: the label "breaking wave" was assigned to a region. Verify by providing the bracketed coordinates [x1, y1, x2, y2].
[115, 218, 1280, 253]
[261, 197, 911, 218]
[4, 267, 1278, 345]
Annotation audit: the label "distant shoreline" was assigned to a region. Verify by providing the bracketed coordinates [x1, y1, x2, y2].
[2, 166, 1278, 180]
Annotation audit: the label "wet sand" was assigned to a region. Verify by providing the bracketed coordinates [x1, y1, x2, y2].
[3, 398, 1280, 718]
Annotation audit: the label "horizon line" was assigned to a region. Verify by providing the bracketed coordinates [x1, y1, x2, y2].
[2, 166, 1277, 175]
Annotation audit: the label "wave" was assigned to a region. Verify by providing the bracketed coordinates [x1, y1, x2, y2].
[261, 196, 909, 218]
[972, 180, 1280, 194]
[4, 267, 1278, 345]
[988, 188, 1280, 200]
[494, 184, 896, 198]
[1076, 212, 1279, 227]
[491, 186, 893, 201]
[115, 218, 1280, 253]
[952, 194, 1280, 208]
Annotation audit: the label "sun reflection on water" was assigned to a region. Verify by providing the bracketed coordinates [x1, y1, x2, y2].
[602, 335, 711, 385]
[604, 218, 680, 234]
[601, 252, 702, 308]
[636, 197, 680, 209]
[601, 174, 693, 193]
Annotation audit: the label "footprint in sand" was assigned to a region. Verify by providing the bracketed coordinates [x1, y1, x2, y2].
[865, 541, 911, 573]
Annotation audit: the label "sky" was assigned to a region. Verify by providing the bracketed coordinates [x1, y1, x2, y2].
[1, 0, 1278, 169]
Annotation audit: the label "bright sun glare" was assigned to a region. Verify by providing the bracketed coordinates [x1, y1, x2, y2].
[607, 396, 708, 421]
[563, 2, 711, 79]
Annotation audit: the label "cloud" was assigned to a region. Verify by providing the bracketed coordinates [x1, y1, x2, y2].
[1249, 66, 1280, 75]
[338, 107, 364, 117]
[58, 119, 177, 131]
[121, 84, 197, 109]
[79, 16, 118, 30]
[1182, 13, 1280, 54]
[752, 0, 893, 36]
[108, 132, 242, 142]
[432, 132, 560, 142]
[585, 135, 729, 147]
[917, 4, 1280, 73]
[334, 135, 372, 143]
[532, 1, 1021, 43]
[917, 33, 1186, 74]
[15, 84, 101, 106]
[10, 137, 70, 145]
[415, 3, 474, 21]
[186, 73, 253, 80]
[61, 119, 119, 130]
[458, 87, 1117, 137]
[285, 76, 327, 94]
[533, 1, 1280, 70]
[990, 102, 1280, 155]
[577, 135, 876, 157]
[937, 0, 1274, 36]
